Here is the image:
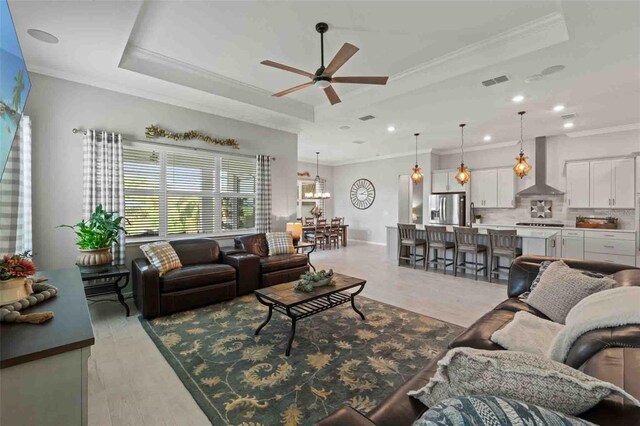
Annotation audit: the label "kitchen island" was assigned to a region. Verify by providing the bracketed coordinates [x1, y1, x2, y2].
[385, 224, 560, 263]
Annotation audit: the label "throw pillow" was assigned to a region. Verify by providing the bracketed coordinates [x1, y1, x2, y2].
[414, 395, 596, 426]
[408, 347, 639, 416]
[266, 232, 295, 255]
[140, 241, 182, 276]
[524, 260, 616, 323]
[491, 311, 564, 356]
[519, 260, 552, 300]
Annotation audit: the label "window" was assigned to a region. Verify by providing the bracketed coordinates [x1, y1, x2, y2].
[123, 144, 256, 239]
[296, 179, 325, 219]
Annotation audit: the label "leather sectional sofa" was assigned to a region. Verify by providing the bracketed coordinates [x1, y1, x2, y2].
[317, 256, 640, 426]
[132, 235, 309, 319]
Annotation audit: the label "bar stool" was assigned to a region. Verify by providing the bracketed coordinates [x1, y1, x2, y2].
[453, 227, 487, 280]
[425, 225, 455, 274]
[397, 223, 427, 268]
[488, 229, 522, 282]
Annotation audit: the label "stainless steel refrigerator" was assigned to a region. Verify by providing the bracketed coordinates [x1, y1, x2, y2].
[428, 193, 466, 226]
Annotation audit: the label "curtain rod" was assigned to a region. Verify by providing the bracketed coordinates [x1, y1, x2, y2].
[71, 128, 275, 161]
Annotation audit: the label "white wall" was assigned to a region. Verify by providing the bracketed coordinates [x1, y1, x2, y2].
[332, 152, 433, 244]
[26, 73, 298, 270]
[297, 161, 334, 219]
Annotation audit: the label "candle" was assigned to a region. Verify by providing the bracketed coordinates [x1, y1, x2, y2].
[286, 222, 303, 244]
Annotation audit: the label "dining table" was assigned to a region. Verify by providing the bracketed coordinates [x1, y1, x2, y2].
[302, 224, 349, 247]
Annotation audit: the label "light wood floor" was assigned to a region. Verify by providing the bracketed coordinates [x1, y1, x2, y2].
[88, 241, 506, 426]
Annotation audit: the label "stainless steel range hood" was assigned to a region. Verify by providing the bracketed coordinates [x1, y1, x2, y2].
[516, 136, 564, 196]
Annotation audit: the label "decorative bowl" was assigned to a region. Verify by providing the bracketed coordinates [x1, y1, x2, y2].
[312, 278, 333, 288]
[0, 277, 33, 305]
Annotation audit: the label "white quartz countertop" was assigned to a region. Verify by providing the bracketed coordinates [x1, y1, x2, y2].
[471, 223, 637, 234]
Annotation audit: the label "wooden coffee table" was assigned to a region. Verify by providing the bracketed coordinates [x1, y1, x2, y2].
[254, 273, 366, 356]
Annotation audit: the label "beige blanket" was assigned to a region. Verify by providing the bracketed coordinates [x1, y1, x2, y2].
[547, 286, 640, 363]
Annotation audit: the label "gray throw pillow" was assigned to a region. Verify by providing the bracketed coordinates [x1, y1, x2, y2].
[414, 395, 596, 426]
[408, 347, 639, 416]
[524, 260, 615, 323]
[520, 261, 606, 300]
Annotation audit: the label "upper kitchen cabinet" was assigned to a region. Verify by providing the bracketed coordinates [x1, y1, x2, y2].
[567, 157, 635, 209]
[497, 167, 515, 208]
[566, 161, 590, 208]
[431, 169, 463, 193]
[470, 169, 498, 207]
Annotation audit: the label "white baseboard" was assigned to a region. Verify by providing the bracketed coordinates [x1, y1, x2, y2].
[349, 239, 386, 246]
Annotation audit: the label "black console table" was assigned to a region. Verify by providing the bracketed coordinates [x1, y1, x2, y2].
[79, 264, 130, 316]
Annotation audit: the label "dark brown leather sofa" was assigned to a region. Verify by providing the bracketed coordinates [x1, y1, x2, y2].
[133, 238, 259, 319]
[234, 233, 309, 287]
[317, 256, 640, 426]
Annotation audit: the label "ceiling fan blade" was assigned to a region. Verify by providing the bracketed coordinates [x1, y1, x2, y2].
[272, 81, 314, 97]
[324, 85, 341, 105]
[260, 60, 314, 79]
[324, 43, 359, 76]
[332, 76, 389, 85]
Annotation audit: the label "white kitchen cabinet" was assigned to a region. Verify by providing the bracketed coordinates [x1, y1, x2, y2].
[561, 230, 584, 259]
[612, 158, 635, 208]
[431, 170, 462, 193]
[590, 160, 613, 208]
[566, 161, 590, 208]
[497, 167, 515, 208]
[470, 169, 498, 207]
[636, 156, 640, 194]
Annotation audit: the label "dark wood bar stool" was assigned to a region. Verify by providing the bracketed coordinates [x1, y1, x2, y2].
[425, 225, 455, 274]
[453, 227, 487, 280]
[488, 229, 522, 282]
[397, 223, 426, 269]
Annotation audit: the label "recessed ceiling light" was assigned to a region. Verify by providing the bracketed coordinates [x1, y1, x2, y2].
[339, 125, 350, 130]
[387, 126, 395, 132]
[27, 28, 59, 44]
[563, 122, 574, 129]
[512, 95, 525, 103]
[553, 104, 565, 112]
[524, 74, 544, 83]
[483, 135, 492, 141]
[541, 65, 566, 76]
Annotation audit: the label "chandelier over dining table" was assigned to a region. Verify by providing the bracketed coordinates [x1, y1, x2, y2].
[304, 152, 331, 199]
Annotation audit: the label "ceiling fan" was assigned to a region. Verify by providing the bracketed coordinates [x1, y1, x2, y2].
[261, 22, 389, 105]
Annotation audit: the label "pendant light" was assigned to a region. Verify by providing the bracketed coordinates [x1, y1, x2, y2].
[455, 123, 471, 186]
[304, 152, 331, 199]
[513, 111, 532, 178]
[410, 133, 423, 184]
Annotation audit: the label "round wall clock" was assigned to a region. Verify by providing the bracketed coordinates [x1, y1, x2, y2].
[350, 178, 376, 210]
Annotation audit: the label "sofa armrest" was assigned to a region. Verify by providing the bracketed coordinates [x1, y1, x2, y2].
[315, 407, 376, 426]
[565, 324, 640, 369]
[222, 252, 260, 296]
[220, 247, 247, 257]
[132, 258, 161, 319]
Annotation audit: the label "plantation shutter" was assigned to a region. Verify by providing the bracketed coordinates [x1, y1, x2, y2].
[220, 158, 256, 231]
[123, 148, 161, 237]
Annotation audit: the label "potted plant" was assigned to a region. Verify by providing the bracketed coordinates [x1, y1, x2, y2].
[0, 251, 36, 305]
[59, 204, 126, 268]
[474, 214, 482, 224]
[294, 269, 335, 292]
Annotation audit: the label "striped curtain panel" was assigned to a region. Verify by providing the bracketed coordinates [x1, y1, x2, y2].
[82, 130, 125, 264]
[255, 155, 272, 233]
[0, 116, 32, 255]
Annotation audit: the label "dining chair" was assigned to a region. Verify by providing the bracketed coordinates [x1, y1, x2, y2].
[304, 217, 315, 226]
[487, 229, 521, 282]
[328, 220, 341, 249]
[453, 227, 487, 280]
[397, 223, 426, 268]
[425, 225, 455, 274]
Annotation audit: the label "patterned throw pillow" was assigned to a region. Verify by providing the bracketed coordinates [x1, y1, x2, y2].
[525, 260, 616, 323]
[140, 241, 182, 276]
[408, 347, 639, 416]
[266, 232, 294, 255]
[415, 396, 596, 426]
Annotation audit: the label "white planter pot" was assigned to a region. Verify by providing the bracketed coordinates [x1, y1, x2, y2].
[0, 277, 33, 305]
[75, 248, 112, 267]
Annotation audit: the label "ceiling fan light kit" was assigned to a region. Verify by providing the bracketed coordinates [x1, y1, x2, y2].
[261, 22, 389, 105]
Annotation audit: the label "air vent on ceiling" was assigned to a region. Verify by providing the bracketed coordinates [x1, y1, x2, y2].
[352, 140, 366, 145]
[561, 113, 576, 120]
[358, 115, 376, 121]
[482, 74, 510, 87]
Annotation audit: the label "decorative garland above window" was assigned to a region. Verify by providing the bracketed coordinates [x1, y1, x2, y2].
[145, 125, 239, 149]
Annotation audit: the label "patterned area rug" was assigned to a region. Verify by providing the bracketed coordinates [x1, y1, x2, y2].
[140, 294, 463, 426]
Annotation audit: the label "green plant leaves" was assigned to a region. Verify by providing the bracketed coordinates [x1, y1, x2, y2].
[58, 204, 127, 250]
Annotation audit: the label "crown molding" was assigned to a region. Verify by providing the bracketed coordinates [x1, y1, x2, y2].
[564, 123, 640, 138]
[433, 140, 519, 155]
[312, 148, 435, 167]
[119, 43, 314, 122]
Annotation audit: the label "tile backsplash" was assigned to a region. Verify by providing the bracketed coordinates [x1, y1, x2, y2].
[474, 195, 637, 229]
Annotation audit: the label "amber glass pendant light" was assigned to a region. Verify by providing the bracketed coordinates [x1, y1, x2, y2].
[455, 123, 470, 186]
[513, 111, 532, 178]
[410, 133, 423, 184]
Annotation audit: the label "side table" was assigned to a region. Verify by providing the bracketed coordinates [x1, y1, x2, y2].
[79, 264, 130, 316]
